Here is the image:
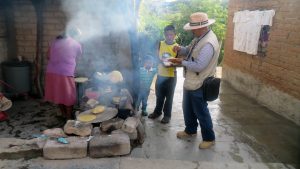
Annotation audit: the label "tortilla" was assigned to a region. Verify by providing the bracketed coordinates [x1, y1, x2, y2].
[86, 99, 99, 107]
[92, 105, 105, 114]
[109, 71, 123, 83]
[78, 114, 96, 122]
[75, 77, 88, 83]
[112, 96, 121, 104]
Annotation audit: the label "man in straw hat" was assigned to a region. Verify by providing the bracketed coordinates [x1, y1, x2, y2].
[169, 12, 219, 149]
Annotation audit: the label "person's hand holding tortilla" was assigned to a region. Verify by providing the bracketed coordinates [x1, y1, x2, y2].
[168, 57, 183, 65]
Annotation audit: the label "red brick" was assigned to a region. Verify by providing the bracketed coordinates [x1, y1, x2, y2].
[281, 44, 300, 53]
[44, 24, 56, 30]
[54, 12, 66, 17]
[44, 18, 61, 24]
[55, 24, 65, 30]
[269, 30, 289, 37]
[23, 35, 36, 41]
[17, 40, 35, 47]
[43, 12, 55, 18]
[14, 17, 30, 23]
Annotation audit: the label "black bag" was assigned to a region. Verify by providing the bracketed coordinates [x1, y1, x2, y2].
[203, 76, 221, 101]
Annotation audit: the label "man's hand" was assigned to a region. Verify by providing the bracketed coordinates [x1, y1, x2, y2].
[168, 58, 183, 64]
[173, 45, 181, 53]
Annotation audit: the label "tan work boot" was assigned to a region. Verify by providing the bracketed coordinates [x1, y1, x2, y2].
[199, 141, 215, 149]
[176, 131, 197, 139]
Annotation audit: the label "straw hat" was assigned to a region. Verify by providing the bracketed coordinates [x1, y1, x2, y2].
[183, 12, 215, 30]
[108, 70, 123, 84]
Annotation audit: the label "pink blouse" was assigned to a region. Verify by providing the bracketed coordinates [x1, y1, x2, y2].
[46, 37, 82, 77]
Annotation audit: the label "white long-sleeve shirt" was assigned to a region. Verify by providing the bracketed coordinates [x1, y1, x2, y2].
[182, 43, 214, 72]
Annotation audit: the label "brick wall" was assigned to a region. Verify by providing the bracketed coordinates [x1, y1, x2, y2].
[14, 0, 36, 61]
[0, 6, 7, 61]
[0, 6, 7, 91]
[12, 0, 66, 63]
[223, 0, 300, 125]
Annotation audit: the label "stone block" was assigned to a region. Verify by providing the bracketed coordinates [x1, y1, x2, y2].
[64, 120, 92, 137]
[101, 118, 124, 133]
[43, 137, 87, 159]
[121, 117, 139, 133]
[89, 133, 130, 158]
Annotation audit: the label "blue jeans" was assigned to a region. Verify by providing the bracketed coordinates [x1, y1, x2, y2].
[154, 75, 177, 118]
[136, 89, 150, 112]
[183, 87, 215, 141]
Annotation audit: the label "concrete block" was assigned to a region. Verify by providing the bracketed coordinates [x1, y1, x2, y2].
[0, 138, 42, 160]
[89, 133, 130, 158]
[43, 137, 87, 159]
[101, 118, 124, 133]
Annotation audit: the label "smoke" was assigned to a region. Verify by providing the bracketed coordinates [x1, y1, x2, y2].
[60, 0, 139, 98]
[62, 0, 132, 42]
[60, 0, 135, 77]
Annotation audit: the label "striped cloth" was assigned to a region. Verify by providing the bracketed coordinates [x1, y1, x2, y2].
[139, 67, 157, 90]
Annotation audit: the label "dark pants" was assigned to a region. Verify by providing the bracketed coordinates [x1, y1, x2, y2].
[153, 75, 177, 118]
[136, 89, 150, 111]
[183, 87, 215, 141]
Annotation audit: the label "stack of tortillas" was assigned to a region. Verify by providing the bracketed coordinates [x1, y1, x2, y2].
[75, 77, 88, 83]
[92, 105, 105, 114]
[77, 107, 118, 123]
[77, 114, 96, 122]
[112, 96, 121, 104]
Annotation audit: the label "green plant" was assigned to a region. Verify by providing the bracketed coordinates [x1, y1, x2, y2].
[138, 0, 228, 65]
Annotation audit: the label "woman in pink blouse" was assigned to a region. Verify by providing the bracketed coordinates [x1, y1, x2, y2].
[44, 28, 82, 119]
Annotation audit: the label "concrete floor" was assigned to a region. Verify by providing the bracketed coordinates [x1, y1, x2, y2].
[131, 68, 300, 167]
[0, 68, 299, 169]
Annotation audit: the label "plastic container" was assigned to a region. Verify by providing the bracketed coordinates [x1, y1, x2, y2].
[85, 88, 100, 100]
[1, 61, 31, 94]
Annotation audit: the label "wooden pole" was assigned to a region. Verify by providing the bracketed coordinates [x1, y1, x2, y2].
[31, 0, 45, 98]
[1, 0, 17, 60]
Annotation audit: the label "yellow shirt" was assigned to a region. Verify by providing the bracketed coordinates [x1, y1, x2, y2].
[158, 41, 178, 77]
